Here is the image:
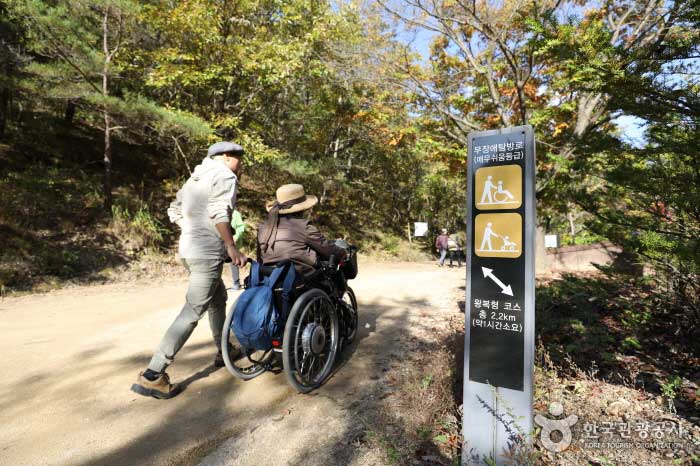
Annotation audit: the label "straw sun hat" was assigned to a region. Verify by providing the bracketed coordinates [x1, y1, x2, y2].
[266, 184, 318, 214]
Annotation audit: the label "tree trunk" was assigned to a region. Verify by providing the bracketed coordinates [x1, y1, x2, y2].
[64, 101, 76, 124]
[102, 7, 113, 214]
[0, 87, 8, 138]
[568, 211, 576, 239]
[103, 111, 112, 213]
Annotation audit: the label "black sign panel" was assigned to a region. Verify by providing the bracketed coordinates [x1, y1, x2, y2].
[467, 130, 530, 391]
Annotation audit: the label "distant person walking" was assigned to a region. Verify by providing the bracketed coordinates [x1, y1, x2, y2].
[447, 233, 463, 267]
[228, 209, 246, 291]
[131, 141, 247, 400]
[435, 228, 449, 267]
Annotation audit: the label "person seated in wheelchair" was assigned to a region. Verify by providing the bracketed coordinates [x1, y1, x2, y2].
[256, 183, 347, 276]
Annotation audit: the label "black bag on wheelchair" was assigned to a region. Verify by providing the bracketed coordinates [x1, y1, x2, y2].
[335, 239, 358, 279]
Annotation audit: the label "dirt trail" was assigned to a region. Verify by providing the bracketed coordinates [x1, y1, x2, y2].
[0, 261, 465, 466]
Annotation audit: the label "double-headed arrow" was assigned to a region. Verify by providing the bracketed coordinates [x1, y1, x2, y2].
[481, 267, 514, 296]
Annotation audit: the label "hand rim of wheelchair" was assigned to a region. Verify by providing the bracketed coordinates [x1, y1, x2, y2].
[221, 294, 275, 380]
[282, 288, 339, 393]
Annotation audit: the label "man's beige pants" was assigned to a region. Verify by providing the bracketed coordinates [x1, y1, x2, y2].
[148, 258, 226, 373]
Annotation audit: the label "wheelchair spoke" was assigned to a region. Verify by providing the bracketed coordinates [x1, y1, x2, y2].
[299, 353, 309, 375]
[308, 355, 317, 376]
[285, 292, 340, 391]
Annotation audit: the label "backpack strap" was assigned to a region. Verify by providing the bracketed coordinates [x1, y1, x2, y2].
[265, 265, 286, 289]
[279, 263, 296, 321]
[250, 261, 264, 287]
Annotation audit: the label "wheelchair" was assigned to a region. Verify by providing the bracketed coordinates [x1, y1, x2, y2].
[220, 243, 358, 393]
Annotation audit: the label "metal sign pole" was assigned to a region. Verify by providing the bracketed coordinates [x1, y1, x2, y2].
[463, 125, 536, 465]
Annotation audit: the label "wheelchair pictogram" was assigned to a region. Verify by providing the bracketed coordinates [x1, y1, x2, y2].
[475, 165, 522, 210]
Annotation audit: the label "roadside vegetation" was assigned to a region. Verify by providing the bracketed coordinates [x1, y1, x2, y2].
[0, 1, 464, 293]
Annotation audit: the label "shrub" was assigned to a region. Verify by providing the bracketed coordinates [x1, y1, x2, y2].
[110, 204, 167, 253]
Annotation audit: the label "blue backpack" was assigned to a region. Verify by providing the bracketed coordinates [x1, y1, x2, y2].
[232, 261, 296, 351]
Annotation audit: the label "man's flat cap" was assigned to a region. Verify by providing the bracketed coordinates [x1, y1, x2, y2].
[207, 141, 244, 157]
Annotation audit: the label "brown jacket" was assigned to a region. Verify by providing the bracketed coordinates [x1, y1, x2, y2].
[257, 215, 345, 273]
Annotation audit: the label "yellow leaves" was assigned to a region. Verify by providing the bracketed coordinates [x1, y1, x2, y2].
[486, 114, 501, 125]
[430, 35, 450, 53]
[501, 86, 518, 97]
[387, 133, 404, 147]
[352, 110, 369, 121]
[524, 83, 539, 99]
[553, 122, 569, 137]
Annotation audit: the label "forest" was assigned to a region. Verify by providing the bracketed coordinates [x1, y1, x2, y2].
[0, 0, 698, 320]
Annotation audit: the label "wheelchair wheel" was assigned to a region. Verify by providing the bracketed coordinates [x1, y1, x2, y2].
[221, 295, 274, 380]
[282, 288, 339, 393]
[342, 286, 358, 343]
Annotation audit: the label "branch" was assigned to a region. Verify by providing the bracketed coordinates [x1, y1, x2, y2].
[377, 0, 444, 35]
[106, 8, 124, 62]
[23, 14, 102, 95]
[172, 136, 192, 174]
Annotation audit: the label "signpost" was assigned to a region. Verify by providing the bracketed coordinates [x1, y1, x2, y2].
[463, 125, 536, 465]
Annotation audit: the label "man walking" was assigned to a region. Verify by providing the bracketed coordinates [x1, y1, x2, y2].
[131, 141, 248, 399]
[447, 232, 463, 267]
[435, 228, 449, 267]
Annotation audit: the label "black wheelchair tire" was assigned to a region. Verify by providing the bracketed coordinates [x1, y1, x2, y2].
[282, 288, 339, 393]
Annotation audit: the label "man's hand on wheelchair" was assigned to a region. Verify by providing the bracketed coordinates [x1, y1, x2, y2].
[227, 244, 248, 267]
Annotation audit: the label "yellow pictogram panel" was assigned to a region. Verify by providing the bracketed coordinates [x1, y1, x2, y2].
[475, 165, 522, 210]
[474, 213, 522, 258]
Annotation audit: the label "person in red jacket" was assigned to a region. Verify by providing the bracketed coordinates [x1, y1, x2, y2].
[435, 228, 449, 267]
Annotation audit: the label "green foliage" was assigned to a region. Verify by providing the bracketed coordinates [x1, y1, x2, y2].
[416, 426, 432, 440]
[0, 0, 441, 290]
[621, 336, 642, 351]
[110, 204, 167, 251]
[2, 0, 700, 299]
[420, 374, 434, 390]
[528, 0, 700, 327]
[575, 121, 700, 323]
[660, 376, 683, 401]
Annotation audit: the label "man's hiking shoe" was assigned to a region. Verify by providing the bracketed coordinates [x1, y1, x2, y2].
[131, 371, 181, 399]
[214, 345, 241, 368]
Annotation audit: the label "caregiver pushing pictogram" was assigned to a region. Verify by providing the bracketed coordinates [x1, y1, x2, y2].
[477, 222, 519, 254]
